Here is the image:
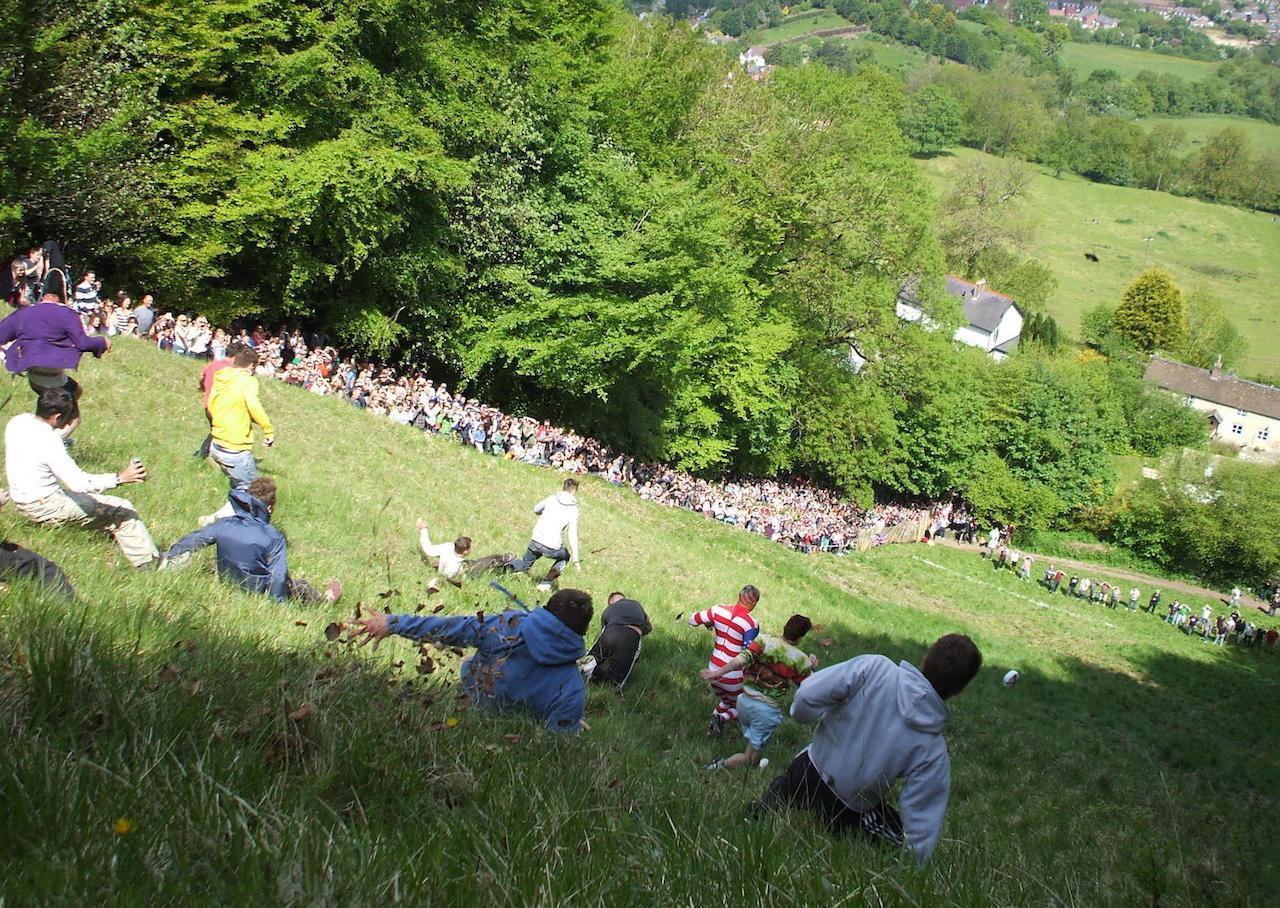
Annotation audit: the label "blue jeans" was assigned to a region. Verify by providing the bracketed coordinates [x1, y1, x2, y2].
[210, 445, 258, 491]
[737, 692, 784, 752]
[507, 540, 570, 581]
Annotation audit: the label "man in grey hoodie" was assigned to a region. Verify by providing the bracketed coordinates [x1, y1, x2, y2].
[507, 478, 581, 591]
[748, 633, 982, 864]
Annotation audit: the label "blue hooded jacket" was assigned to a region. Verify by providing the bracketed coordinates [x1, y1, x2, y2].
[387, 608, 587, 732]
[163, 489, 291, 601]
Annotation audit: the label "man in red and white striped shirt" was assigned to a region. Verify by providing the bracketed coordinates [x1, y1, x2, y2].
[690, 585, 761, 731]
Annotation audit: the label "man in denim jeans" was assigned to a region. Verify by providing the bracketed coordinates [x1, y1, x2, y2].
[201, 347, 275, 525]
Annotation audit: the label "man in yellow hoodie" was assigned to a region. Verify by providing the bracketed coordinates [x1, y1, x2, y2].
[202, 347, 274, 524]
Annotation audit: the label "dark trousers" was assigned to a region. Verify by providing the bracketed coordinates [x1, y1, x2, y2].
[507, 540, 569, 581]
[0, 541, 75, 599]
[287, 576, 324, 605]
[752, 751, 904, 845]
[588, 625, 643, 688]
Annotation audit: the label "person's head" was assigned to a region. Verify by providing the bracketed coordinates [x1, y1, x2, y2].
[544, 588, 593, 637]
[453, 536, 472, 556]
[738, 584, 760, 610]
[35, 387, 76, 428]
[782, 614, 812, 644]
[562, 477, 579, 494]
[607, 591, 626, 605]
[921, 634, 982, 700]
[81, 270, 95, 283]
[233, 348, 259, 369]
[140, 293, 153, 307]
[247, 476, 277, 512]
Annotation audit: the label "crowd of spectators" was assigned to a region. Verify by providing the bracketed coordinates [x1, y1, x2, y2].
[61, 271, 934, 555]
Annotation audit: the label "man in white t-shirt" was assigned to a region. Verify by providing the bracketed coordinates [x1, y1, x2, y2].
[416, 518, 471, 593]
[4, 388, 157, 567]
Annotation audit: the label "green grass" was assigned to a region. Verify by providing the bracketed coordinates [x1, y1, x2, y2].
[1, 341, 1277, 904]
[920, 147, 1280, 377]
[852, 34, 928, 70]
[746, 11, 850, 44]
[1140, 114, 1280, 158]
[1059, 42, 1220, 81]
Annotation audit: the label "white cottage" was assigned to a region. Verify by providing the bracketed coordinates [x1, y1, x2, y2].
[1144, 356, 1280, 457]
[896, 276, 1024, 360]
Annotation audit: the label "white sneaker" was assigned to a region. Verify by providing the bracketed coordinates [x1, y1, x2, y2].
[536, 582, 552, 593]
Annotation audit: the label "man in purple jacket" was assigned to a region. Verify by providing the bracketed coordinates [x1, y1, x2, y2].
[0, 293, 111, 439]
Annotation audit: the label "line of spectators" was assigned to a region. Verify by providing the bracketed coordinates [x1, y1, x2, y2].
[60, 277, 937, 554]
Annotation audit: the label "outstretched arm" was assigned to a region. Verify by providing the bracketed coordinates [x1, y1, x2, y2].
[163, 525, 220, 560]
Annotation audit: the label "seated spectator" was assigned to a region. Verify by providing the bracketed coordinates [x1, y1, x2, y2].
[587, 592, 651, 688]
[348, 588, 593, 732]
[160, 477, 340, 605]
[4, 388, 157, 568]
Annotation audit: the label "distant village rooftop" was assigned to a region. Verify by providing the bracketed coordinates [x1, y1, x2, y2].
[1144, 356, 1280, 421]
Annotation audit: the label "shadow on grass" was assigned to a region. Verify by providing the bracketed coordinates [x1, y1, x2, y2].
[0, 572, 1275, 905]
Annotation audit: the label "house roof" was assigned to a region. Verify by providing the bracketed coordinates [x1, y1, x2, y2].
[946, 276, 1021, 333]
[1144, 356, 1280, 421]
[992, 336, 1020, 355]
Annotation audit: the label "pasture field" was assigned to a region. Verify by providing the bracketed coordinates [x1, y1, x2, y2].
[920, 148, 1280, 377]
[0, 342, 1276, 905]
[1058, 42, 1220, 81]
[745, 11, 850, 44]
[1140, 113, 1280, 158]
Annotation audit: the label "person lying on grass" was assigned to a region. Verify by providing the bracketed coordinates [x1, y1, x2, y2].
[747, 633, 982, 865]
[159, 477, 340, 606]
[415, 518, 512, 594]
[701, 613, 818, 771]
[347, 588, 593, 733]
[586, 591, 651, 688]
[0, 491, 75, 598]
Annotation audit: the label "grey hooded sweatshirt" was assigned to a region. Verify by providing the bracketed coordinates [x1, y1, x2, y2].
[790, 654, 952, 864]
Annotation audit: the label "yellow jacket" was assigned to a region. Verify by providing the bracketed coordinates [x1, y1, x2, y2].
[208, 367, 274, 452]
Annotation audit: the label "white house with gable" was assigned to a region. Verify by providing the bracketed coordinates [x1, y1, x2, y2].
[895, 276, 1024, 360]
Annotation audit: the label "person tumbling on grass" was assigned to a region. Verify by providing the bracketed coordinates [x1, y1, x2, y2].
[747, 634, 982, 865]
[347, 588, 593, 733]
[690, 585, 761, 733]
[702, 613, 818, 771]
[414, 517, 513, 595]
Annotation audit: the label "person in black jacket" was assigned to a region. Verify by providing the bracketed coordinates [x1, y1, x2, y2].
[586, 591, 651, 688]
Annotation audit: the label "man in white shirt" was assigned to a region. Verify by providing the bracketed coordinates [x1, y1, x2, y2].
[507, 478, 581, 592]
[416, 518, 471, 593]
[4, 388, 157, 567]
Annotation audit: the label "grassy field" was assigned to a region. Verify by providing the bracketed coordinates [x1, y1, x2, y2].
[853, 34, 929, 70]
[1140, 114, 1280, 158]
[920, 147, 1280, 377]
[746, 11, 850, 44]
[1, 342, 1277, 904]
[1059, 42, 1220, 81]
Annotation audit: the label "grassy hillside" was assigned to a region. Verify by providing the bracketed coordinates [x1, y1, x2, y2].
[920, 147, 1280, 377]
[746, 11, 850, 43]
[1140, 113, 1280, 158]
[1, 342, 1277, 904]
[1059, 42, 1220, 81]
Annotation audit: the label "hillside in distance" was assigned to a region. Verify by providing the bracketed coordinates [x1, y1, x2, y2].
[0, 342, 1276, 904]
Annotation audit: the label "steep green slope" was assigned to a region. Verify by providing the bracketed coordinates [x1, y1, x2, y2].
[920, 147, 1280, 377]
[0, 341, 1275, 904]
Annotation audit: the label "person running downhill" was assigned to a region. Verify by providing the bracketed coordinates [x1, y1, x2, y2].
[689, 585, 761, 733]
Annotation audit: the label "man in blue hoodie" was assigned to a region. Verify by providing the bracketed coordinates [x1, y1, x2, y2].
[348, 588, 593, 733]
[748, 633, 982, 865]
[160, 477, 340, 605]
